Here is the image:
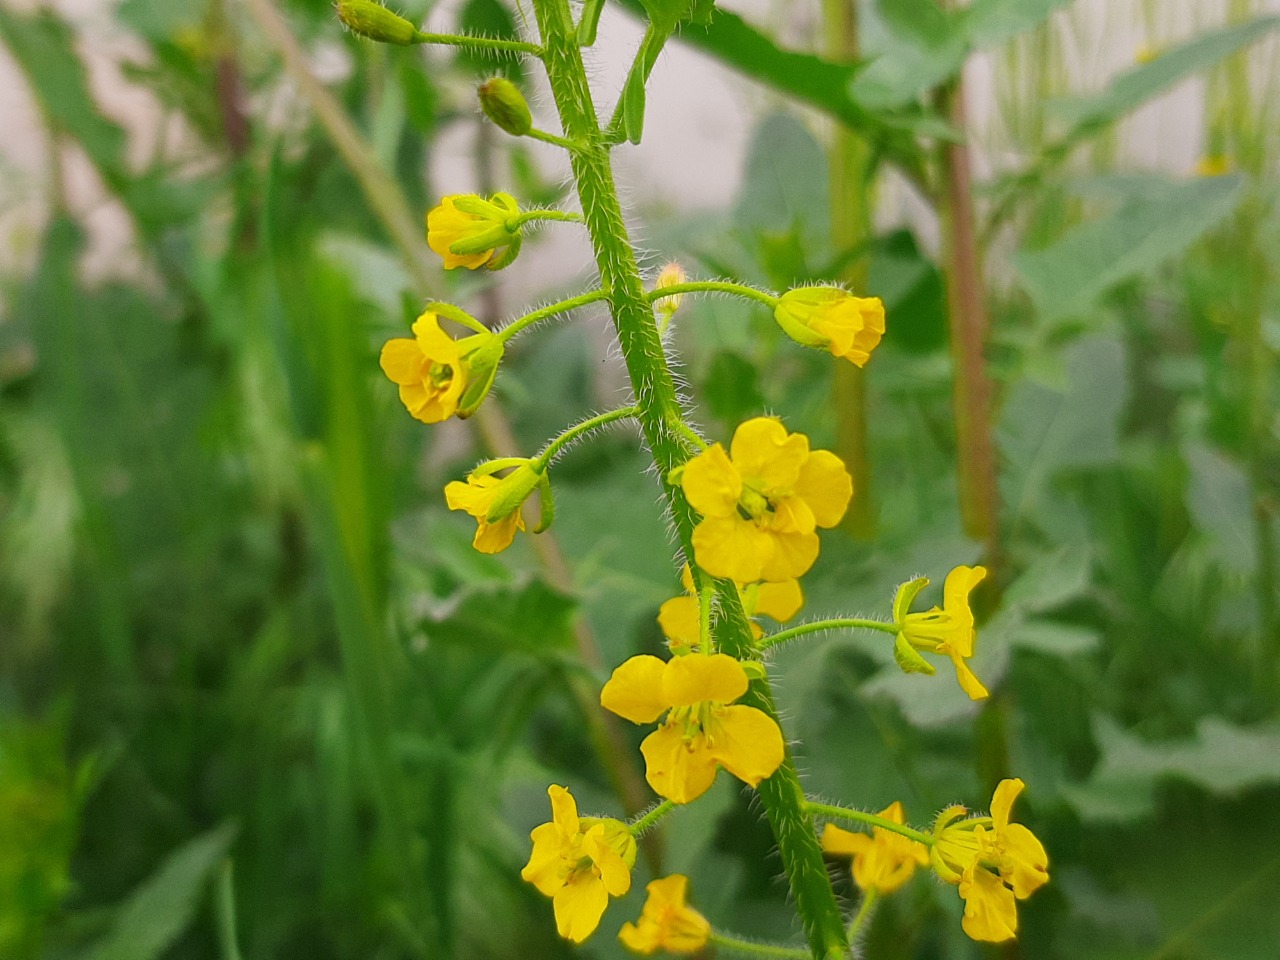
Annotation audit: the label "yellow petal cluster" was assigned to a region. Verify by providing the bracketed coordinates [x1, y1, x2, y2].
[893, 565, 989, 700]
[679, 418, 852, 583]
[521, 785, 637, 943]
[657, 564, 803, 652]
[426, 193, 520, 270]
[619, 874, 711, 955]
[600, 653, 784, 804]
[773, 287, 885, 367]
[444, 462, 541, 553]
[821, 801, 928, 895]
[379, 312, 501, 423]
[930, 778, 1049, 943]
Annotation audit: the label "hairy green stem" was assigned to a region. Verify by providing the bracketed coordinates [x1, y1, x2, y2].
[760, 617, 897, 651]
[805, 801, 935, 847]
[499, 289, 609, 341]
[709, 932, 812, 959]
[846, 888, 878, 942]
[534, 406, 639, 470]
[524, 127, 581, 150]
[410, 31, 540, 55]
[531, 2, 848, 956]
[643, 280, 779, 308]
[628, 799, 677, 836]
[509, 208, 585, 229]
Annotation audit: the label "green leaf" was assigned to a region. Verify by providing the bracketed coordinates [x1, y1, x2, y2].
[457, 0, 522, 78]
[963, 0, 1073, 48]
[424, 579, 578, 655]
[853, 0, 968, 109]
[1184, 443, 1257, 575]
[578, 0, 606, 45]
[1014, 175, 1245, 322]
[702, 350, 765, 424]
[1053, 16, 1280, 135]
[91, 824, 238, 960]
[734, 112, 829, 252]
[1002, 543, 1092, 613]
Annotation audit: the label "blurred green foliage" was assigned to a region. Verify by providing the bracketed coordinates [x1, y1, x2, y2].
[1, 0, 1278, 958]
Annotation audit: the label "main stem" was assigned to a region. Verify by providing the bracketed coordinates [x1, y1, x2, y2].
[531, 3, 847, 957]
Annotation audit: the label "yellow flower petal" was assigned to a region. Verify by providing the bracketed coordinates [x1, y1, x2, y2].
[729, 417, 808, 490]
[959, 865, 1018, 943]
[584, 824, 633, 898]
[691, 516, 772, 582]
[640, 723, 719, 804]
[661, 653, 748, 709]
[521, 822, 565, 897]
[548, 784, 578, 835]
[942, 565, 986, 643]
[990, 778, 1023, 830]
[757, 530, 820, 583]
[751, 579, 804, 622]
[427, 196, 495, 270]
[766, 493, 816, 535]
[553, 872, 609, 943]
[794, 450, 853, 528]
[657, 595, 700, 650]
[379, 338, 424, 385]
[707, 703, 784, 787]
[821, 822, 871, 858]
[949, 652, 990, 700]
[680, 443, 741, 518]
[601, 655, 671, 724]
[471, 512, 523, 554]
[1002, 822, 1049, 898]
[619, 875, 711, 955]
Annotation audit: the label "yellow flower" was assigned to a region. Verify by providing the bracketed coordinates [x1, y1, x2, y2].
[930, 778, 1049, 943]
[444, 461, 544, 553]
[521, 785, 636, 943]
[892, 566, 989, 700]
[1195, 154, 1231, 177]
[657, 564, 803, 652]
[619, 874, 711, 955]
[426, 193, 521, 270]
[679, 418, 852, 583]
[600, 653, 784, 804]
[654, 262, 686, 322]
[821, 801, 929, 895]
[773, 287, 885, 367]
[379, 312, 502, 423]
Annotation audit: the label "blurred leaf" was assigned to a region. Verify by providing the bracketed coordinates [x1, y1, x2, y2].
[734, 112, 829, 264]
[457, 0, 522, 79]
[963, 0, 1072, 48]
[701, 350, 765, 423]
[1003, 543, 1092, 613]
[1014, 175, 1246, 322]
[91, 824, 238, 960]
[867, 229, 946, 353]
[1053, 16, 1280, 135]
[1184, 443, 1257, 576]
[116, 0, 206, 40]
[853, 0, 967, 109]
[1009, 620, 1099, 657]
[425, 579, 577, 655]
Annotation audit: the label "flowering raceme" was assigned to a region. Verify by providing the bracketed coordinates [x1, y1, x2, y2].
[521, 785, 636, 942]
[657, 564, 802, 652]
[379, 312, 502, 423]
[773, 287, 885, 366]
[600, 653, 784, 804]
[930, 778, 1049, 942]
[679, 418, 852, 583]
[426, 193, 522, 270]
[892, 565, 989, 699]
[821, 801, 929, 895]
[619, 875, 711, 955]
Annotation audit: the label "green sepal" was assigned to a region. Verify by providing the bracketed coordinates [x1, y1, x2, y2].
[740, 661, 767, 681]
[533, 476, 555, 533]
[891, 576, 930, 624]
[483, 464, 542, 523]
[450, 195, 510, 218]
[577, 0, 606, 45]
[667, 463, 687, 486]
[893, 632, 936, 676]
[484, 231, 522, 271]
[426, 301, 488, 334]
[455, 336, 504, 417]
[448, 222, 514, 256]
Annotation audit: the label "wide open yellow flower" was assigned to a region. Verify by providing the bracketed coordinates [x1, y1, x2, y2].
[892, 565, 989, 700]
[444, 461, 544, 553]
[426, 193, 522, 270]
[379, 312, 502, 423]
[657, 564, 803, 652]
[619, 874, 711, 955]
[774, 287, 885, 367]
[521, 785, 636, 943]
[600, 653, 784, 804]
[821, 801, 928, 895]
[679, 418, 852, 583]
[930, 778, 1049, 943]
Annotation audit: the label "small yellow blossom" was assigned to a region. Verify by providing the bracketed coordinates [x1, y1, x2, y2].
[679, 418, 852, 583]
[379, 312, 502, 423]
[521, 785, 636, 943]
[658, 564, 803, 652]
[773, 287, 885, 367]
[1135, 43, 1160, 64]
[600, 653, 784, 804]
[1195, 154, 1232, 177]
[619, 874, 711, 955]
[930, 778, 1049, 943]
[654, 262, 686, 323]
[821, 801, 929, 895]
[892, 566, 989, 700]
[444, 461, 543, 553]
[426, 193, 521, 270]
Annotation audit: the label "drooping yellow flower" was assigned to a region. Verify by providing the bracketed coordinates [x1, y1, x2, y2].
[379, 312, 502, 423]
[600, 653, 784, 804]
[773, 287, 885, 367]
[657, 564, 803, 652]
[426, 193, 521, 270]
[1195, 154, 1232, 177]
[930, 778, 1049, 943]
[679, 418, 852, 583]
[444, 461, 543, 553]
[521, 785, 637, 943]
[892, 565, 989, 700]
[821, 801, 929, 895]
[619, 874, 711, 955]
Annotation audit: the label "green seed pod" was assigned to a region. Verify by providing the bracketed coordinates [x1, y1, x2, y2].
[478, 77, 533, 137]
[336, 0, 418, 46]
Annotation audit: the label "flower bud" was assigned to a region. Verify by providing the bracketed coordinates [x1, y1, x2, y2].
[454, 333, 505, 418]
[426, 193, 523, 271]
[336, 0, 419, 45]
[654, 262, 686, 321]
[478, 77, 533, 137]
[774, 287, 885, 367]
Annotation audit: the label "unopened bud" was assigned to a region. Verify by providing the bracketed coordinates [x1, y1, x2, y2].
[654, 262, 686, 318]
[478, 77, 533, 137]
[336, 0, 418, 46]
